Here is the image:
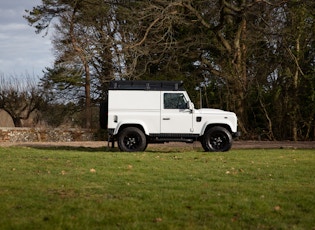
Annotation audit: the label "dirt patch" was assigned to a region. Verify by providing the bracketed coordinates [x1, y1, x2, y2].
[0, 140, 314, 150]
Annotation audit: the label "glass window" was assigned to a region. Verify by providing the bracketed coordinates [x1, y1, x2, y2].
[164, 93, 187, 109]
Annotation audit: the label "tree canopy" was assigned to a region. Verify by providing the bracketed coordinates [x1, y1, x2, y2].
[24, 0, 315, 140]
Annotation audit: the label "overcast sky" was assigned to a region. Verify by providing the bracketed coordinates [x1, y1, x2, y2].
[0, 0, 53, 79]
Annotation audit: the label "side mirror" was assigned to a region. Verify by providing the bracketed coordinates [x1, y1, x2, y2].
[188, 101, 194, 111]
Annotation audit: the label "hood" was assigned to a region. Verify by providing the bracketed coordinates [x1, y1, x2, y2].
[195, 108, 235, 115]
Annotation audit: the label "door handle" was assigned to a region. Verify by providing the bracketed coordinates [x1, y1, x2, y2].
[163, 118, 170, 120]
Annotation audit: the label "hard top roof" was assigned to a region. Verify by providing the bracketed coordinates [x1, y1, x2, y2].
[109, 80, 184, 91]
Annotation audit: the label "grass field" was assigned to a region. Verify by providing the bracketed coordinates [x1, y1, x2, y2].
[0, 145, 314, 229]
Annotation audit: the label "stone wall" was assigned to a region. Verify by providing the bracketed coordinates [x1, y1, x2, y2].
[0, 128, 97, 142]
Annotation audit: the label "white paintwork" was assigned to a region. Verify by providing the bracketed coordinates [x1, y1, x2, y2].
[108, 89, 238, 136]
[160, 91, 192, 133]
[108, 90, 161, 135]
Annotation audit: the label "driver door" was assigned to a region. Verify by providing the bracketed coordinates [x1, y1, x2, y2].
[160, 92, 193, 133]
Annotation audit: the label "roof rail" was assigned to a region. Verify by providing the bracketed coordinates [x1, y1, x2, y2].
[109, 80, 184, 91]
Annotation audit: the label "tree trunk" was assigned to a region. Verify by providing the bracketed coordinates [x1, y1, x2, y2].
[291, 34, 301, 141]
[230, 17, 248, 136]
[84, 64, 92, 129]
[70, 4, 92, 129]
[12, 117, 22, 127]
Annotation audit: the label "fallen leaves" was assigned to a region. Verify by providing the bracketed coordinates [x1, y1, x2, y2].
[153, 217, 163, 223]
[274, 205, 281, 211]
[225, 167, 245, 175]
[60, 168, 97, 175]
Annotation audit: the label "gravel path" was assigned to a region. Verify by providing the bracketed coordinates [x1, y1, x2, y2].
[0, 140, 314, 150]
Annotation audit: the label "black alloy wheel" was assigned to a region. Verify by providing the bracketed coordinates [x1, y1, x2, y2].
[202, 126, 232, 152]
[118, 127, 147, 152]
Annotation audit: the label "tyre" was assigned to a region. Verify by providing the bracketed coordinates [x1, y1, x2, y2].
[202, 126, 232, 152]
[118, 127, 147, 152]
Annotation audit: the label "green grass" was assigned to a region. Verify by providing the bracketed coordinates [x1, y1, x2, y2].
[0, 145, 314, 229]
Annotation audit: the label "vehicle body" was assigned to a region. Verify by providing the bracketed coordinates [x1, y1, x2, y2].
[100, 80, 240, 152]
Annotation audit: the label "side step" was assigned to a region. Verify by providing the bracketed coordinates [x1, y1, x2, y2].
[149, 137, 195, 144]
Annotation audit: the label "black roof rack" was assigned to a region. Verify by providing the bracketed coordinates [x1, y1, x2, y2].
[109, 80, 184, 91]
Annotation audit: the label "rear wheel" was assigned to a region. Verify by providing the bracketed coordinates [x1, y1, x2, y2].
[202, 126, 232, 152]
[118, 127, 147, 152]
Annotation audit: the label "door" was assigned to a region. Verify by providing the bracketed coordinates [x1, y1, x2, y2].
[160, 92, 193, 133]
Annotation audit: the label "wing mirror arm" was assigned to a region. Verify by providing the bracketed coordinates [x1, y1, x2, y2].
[188, 101, 194, 112]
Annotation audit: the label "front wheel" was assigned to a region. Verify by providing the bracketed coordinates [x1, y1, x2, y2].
[118, 127, 147, 152]
[202, 126, 232, 152]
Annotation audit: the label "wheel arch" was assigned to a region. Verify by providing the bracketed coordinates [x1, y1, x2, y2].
[201, 123, 232, 136]
[115, 123, 148, 136]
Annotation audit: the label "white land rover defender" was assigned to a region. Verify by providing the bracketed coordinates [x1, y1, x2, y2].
[100, 80, 240, 152]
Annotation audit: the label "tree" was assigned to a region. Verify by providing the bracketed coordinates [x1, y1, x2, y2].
[0, 75, 46, 127]
[274, 0, 315, 140]
[244, 0, 315, 140]
[24, 0, 315, 140]
[25, 0, 120, 128]
[122, 0, 289, 136]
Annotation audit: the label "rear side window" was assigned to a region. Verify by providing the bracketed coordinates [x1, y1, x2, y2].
[164, 93, 187, 109]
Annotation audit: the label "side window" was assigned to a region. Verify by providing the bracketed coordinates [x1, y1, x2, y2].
[164, 93, 187, 109]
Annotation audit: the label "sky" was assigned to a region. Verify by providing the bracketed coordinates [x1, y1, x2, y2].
[0, 0, 53, 79]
